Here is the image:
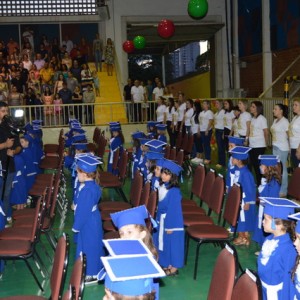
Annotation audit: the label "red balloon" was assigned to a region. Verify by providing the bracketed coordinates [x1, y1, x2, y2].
[122, 40, 134, 53]
[157, 19, 175, 38]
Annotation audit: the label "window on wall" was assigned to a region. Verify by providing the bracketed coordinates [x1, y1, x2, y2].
[0, 0, 98, 16]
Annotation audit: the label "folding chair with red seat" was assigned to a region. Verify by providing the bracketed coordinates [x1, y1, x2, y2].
[98, 150, 129, 202]
[181, 164, 206, 208]
[164, 144, 171, 159]
[169, 147, 176, 161]
[96, 132, 107, 159]
[103, 182, 150, 232]
[62, 254, 87, 300]
[179, 132, 188, 151]
[44, 128, 64, 156]
[182, 134, 194, 172]
[183, 174, 225, 227]
[175, 131, 183, 150]
[0, 198, 46, 291]
[87, 127, 101, 153]
[288, 167, 300, 200]
[185, 183, 242, 279]
[231, 269, 262, 300]
[175, 149, 184, 167]
[0, 233, 70, 299]
[100, 171, 143, 220]
[182, 168, 215, 215]
[207, 244, 239, 300]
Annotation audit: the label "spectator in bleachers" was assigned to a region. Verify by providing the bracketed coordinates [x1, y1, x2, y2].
[40, 62, 54, 91]
[79, 37, 90, 63]
[72, 85, 83, 123]
[104, 38, 114, 76]
[69, 43, 79, 61]
[33, 53, 45, 71]
[74, 49, 85, 67]
[10, 71, 24, 93]
[61, 64, 69, 79]
[21, 54, 32, 71]
[22, 27, 34, 51]
[92, 70, 100, 97]
[83, 84, 95, 125]
[152, 81, 164, 101]
[61, 35, 73, 55]
[80, 64, 93, 92]
[6, 38, 19, 56]
[62, 52, 72, 70]
[27, 70, 40, 93]
[66, 71, 79, 93]
[51, 37, 61, 61]
[123, 78, 132, 121]
[38, 43, 48, 61]
[7, 53, 19, 69]
[58, 81, 73, 124]
[21, 42, 33, 62]
[70, 60, 82, 83]
[24, 87, 36, 119]
[93, 33, 103, 72]
[131, 79, 144, 122]
[53, 73, 65, 95]
[0, 76, 9, 97]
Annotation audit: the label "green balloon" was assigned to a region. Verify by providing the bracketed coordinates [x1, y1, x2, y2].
[133, 36, 146, 49]
[188, 0, 208, 19]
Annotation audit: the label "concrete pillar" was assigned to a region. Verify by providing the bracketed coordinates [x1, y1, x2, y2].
[232, 0, 240, 90]
[262, 0, 272, 97]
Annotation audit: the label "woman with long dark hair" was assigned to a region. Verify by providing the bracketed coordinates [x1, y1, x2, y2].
[166, 97, 176, 147]
[190, 101, 202, 163]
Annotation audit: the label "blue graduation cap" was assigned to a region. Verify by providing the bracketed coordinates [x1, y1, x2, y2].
[111, 126, 121, 132]
[24, 123, 33, 132]
[103, 239, 151, 256]
[131, 131, 145, 140]
[156, 158, 165, 168]
[109, 122, 121, 131]
[228, 136, 245, 146]
[229, 146, 251, 160]
[70, 122, 82, 129]
[144, 139, 166, 152]
[102, 253, 165, 297]
[155, 124, 167, 131]
[76, 154, 101, 173]
[260, 197, 300, 221]
[147, 121, 158, 128]
[289, 212, 300, 234]
[69, 119, 81, 128]
[145, 151, 164, 161]
[71, 134, 87, 143]
[111, 205, 149, 229]
[139, 138, 150, 145]
[32, 119, 43, 126]
[162, 159, 183, 176]
[72, 142, 88, 151]
[259, 155, 279, 167]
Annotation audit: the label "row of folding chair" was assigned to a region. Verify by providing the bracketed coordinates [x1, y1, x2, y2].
[87, 127, 107, 160]
[207, 243, 262, 300]
[0, 233, 86, 300]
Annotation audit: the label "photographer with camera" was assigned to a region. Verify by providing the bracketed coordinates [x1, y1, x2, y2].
[0, 101, 21, 223]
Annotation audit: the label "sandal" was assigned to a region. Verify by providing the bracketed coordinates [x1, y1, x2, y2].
[165, 269, 179, 276]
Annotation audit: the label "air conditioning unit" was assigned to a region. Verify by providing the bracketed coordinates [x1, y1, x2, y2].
[98, 5, 110, 20]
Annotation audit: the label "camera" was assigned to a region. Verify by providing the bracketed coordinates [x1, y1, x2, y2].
[2, 113, 25, 138]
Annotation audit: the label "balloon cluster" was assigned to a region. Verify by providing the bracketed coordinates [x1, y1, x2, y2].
[123, 1, 208, 53]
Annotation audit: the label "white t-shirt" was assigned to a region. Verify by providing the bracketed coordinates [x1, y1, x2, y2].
[131, 85, 144, 103]
[289, 115, 300, 149]
[166, 106, 175, 122]
[199, 110, 214, 131]
[232, 119, 239, 137]
[224, 110, 235, 130]
[156, 104, 167, 123]
[249, 115, 268, 148]
[237, 111, 251, 136]
[184, 108, 194, 126]
[214, 109, 225, 130]
[23, 60, 32, 71]
[270, 117, 289, 151]
[173, 110, 178, 126]
[177, 103, 186, 122]
[152, 87, 163, 101]
[191, 113, 200, 134]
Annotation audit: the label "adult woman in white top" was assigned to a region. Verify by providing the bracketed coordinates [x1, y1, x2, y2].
[198, 100, 214, 164]
[214, 99, 226, 168]
[289, 99, 300, 167]
[249, 101, 268, 185]
[190, 101, 203, 163]
[176, 92, 186, 133]
[237, 99, 251, 139]
[271, 103, 289, 197]
[166, 98, 176, 147]
[156, 96, 167, 123]
[223, 99, 235, 150]
[182, 99, 194, 135]
[22, 54, 32, 71]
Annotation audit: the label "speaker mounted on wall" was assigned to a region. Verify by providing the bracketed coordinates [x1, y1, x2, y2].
[98, 5, 110, 20]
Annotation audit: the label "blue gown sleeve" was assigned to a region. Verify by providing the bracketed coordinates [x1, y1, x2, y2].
[164, 188, 183, 229]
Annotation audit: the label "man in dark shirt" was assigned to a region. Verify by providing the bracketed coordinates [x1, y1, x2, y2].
[0, 101, 20, 222]
[58, 82, 73, 124]
[123, 78, 132, 122]
[24, 88, 36, 119]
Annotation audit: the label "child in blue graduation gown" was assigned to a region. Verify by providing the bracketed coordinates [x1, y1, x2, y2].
[229, 146, 256, 246]
[156, 124, 167, 143]
[9, 154, 27, 210]
[252, 155, 281, 246]
[225, 136, 245, 193]
[257, 198, 299, 300]
[72, 154, 104, 283]
[19, 135, 37, 193]
[153, 159, 184, 276]
[131, 132, 145, 179]
[147, 121, 158, 139]
[107, 124, 124, 174]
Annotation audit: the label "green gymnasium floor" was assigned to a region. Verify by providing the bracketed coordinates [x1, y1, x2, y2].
[0, 164, 259, 299]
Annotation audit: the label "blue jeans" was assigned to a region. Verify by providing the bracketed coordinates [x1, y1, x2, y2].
[273, 146, 288, 195]
[215, 129, 225, 166]
[94, 50, 102, 72]
[200, 130, 212, 160]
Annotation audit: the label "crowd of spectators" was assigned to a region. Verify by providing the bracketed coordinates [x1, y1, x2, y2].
[0, 32, 106, 125]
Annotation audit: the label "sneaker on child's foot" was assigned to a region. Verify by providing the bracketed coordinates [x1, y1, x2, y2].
[85, 276, 98, 285]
